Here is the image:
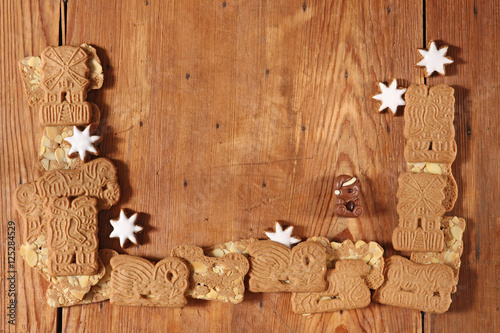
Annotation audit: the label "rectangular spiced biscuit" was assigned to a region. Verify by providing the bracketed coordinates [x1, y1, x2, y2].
[373, 255, 454, 314]
[109, 255, 190, 307]
[172, 245, 249, 304]
[292, 259, 371, 314]
[403, 84, 456, 164]
[246, 240, 327, 293]
[393, 172, 446, 252]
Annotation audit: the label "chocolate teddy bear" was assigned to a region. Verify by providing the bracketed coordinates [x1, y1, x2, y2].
[333, 175, 363, 217]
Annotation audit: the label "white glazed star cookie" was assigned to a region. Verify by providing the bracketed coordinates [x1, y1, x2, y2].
[64, 125, 101, 161]
[416, 40, 454, 77]
[372, 79, 406, 115]
[264, 221, 301, 248]
[109, 210, 142, 248]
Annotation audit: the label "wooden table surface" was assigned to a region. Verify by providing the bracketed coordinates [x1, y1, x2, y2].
[1, 0, 499, 332]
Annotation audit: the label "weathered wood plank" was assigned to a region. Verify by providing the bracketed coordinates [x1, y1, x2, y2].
[61, 0, 422, 332]
[424, 0, 500, 332]
[0, 1, 61, 332]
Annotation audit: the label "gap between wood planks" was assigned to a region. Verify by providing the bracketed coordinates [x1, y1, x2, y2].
[421, 0, 427, 332]
[57, 4, 67, 333]
[50, 0, 430, 332]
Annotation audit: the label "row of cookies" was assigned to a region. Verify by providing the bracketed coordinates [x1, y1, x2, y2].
[393, 83, 459, 253]
[93, 222, 462, 314]
[35, 222, 385, 313]
[17, 208, 463, 314]
[373, 83, 466, 313]
[16, 46, 122, 307]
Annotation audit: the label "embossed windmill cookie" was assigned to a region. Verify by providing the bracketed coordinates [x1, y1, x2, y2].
[308, 237, 385, 289]
[109, 255, 190, 307]
[292, 259, 371, 314]
[46, 196, 99, 276]
[19, 44, 104, 108]
[39, 46, 93, 126]
[410, 216, 466, 292]
[404, 84, 456, 164]
[246, 240, 327, 293]
[393, 172, 446, 252]
[46, 249, 118, 307]
[171, 245, 249, 303]
[373, 255, 454, 314]
[408, 162, 458, 211]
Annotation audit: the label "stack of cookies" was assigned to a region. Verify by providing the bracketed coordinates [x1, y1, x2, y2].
[16, 45, 122, 307]
[373, 84, 466, 313]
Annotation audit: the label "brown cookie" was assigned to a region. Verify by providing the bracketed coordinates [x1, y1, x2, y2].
[19, 45, 104, 109]
[373, 255, 454, 314]
[403, 84, 456, 164]
[205, 238, 258, 258]
[246, 240, 327, 293]
[410, 216, 466, 293]
[20, 235, 105, 304]
[308, 237, 385, 290]
[333, 175, 363, 217]
[172, 245, 249, 303]
[109, 255, 190, 307]
[48, 257, 105, 303]
[80, 44, 104, 90]
[416, 41, 454, 77]
[46, 249, 118, 308]
[292, 260, 371, 314]
[407, 162, 458, 211]
[442, 170, 458, 212]
[18, 56, 44, 107]
[46, 196, 99, 276]
[40, 46, 92, 126]
[394, 172, 446, 252]
[38, 103, 101, 171]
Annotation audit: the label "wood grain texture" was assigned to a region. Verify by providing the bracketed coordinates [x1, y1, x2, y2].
[0, 1, 61, 333]
[1, 0, 498, 332]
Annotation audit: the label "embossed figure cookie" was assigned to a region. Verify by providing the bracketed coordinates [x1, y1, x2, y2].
[333, 175, 363, 217]
[292, 260, 371, 314]
[246, 240, 327, 293]
[393, 172, 446, 252]
[373, 255, 454, 314]
[109, 255, 190, 307]
[46, 196, 99, 276]
[410, 216, 466, 292]
[40, 46, 92, 126]
[308, 237, 385, 290]
[171, 245, 249, 303]
[14, 158, 120, 253]
[19, 235, 106, 302]
[404, 84, 456, 164]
